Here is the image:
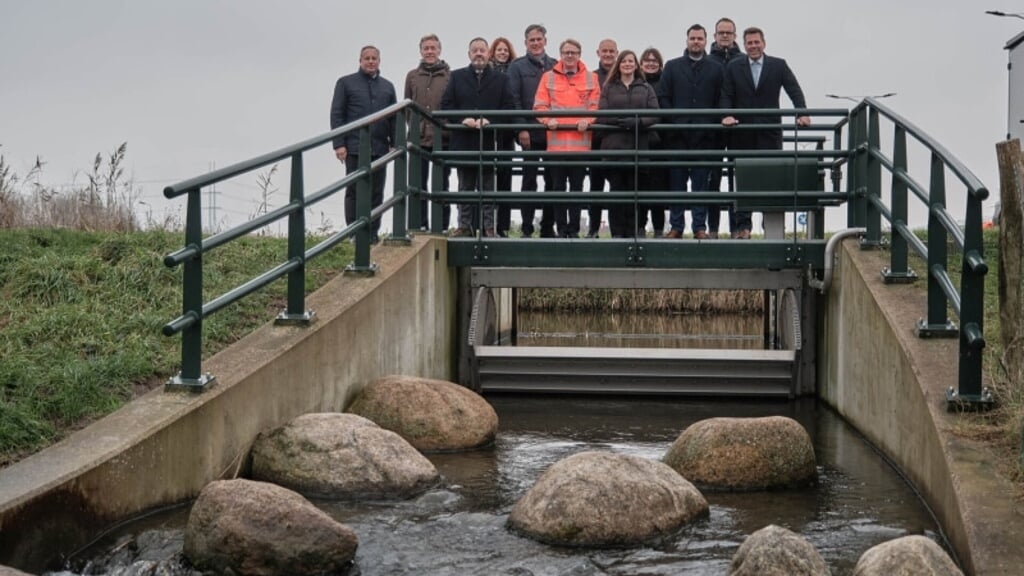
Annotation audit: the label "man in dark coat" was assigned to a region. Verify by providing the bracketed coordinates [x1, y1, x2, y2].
[507, 24, 557, 237]
[706, 16, 745, 238]
[442, 37, 517, 237]
[330, 45, 397, 243]
[657, 24, 724, 239]
[720, 26, 810, 238]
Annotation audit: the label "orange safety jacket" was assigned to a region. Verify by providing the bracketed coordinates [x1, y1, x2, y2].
[533, 60, 601, 152]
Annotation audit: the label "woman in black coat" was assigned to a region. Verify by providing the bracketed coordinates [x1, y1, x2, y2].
[598, 50, 659, 238]
[638, 48, 668, 237]
[489, 37, 518, 236]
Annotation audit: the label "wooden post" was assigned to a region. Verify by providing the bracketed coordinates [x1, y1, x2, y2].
[994, 139, 1024, 388]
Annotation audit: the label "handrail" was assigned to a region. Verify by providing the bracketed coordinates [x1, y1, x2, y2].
[159, 99, 988, 410]
[847, 97, 990, 407]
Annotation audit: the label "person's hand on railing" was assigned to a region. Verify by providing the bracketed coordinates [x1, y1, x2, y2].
[335, 146, 347, 162]
[721, 116, 739, 126]
[518, 130, 531, 149]
[576, 119, 590, 132]
[796, 116, 811, 127]
[462, 117, 490, 130]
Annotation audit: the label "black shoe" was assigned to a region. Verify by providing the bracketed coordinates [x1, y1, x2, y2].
[586, 231, 599, 238]
[370, 235, 380, 245]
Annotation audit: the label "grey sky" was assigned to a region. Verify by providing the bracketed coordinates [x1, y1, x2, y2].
[0, 0, 1013, 231]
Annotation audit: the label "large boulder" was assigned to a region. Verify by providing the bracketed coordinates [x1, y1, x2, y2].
[251, 412, 439, 499]
[664, 416, 817, 491]
[347, 374, 498, 451]
[728, 524, 830, 576]
[508, 451, 708, 547]
[853, 535, 963, 575]
[183, 479, 358, 576]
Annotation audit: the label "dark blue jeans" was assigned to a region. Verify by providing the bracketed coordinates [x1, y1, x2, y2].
[668, 167, 711, 233]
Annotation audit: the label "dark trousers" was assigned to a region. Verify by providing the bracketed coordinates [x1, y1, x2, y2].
[587, 166, 607, 235]
[345, 155, 385, 238]
[640, 166, 668, 235]
[543, 165, 584, 237]
[606, 167, 651, 238]
[457, 166, 495, 231]
[519, 141, 551, 237]
[418, 152, 451, 231]
[495, 133, 515, 237]
[668, 167, 712, 233]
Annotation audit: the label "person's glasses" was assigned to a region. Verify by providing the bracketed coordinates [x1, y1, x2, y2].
[717, 30, 735, 36]
[561, 50, 580, 56]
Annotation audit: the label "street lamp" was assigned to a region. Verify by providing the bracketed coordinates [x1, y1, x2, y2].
[825, 93, 897, 103]
[986, 10, 1024, 19]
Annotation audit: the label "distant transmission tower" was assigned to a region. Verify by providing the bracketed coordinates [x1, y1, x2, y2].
[206, 161, 218, 231]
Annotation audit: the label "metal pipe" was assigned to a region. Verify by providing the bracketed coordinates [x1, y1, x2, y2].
[808, 227, 867, 293]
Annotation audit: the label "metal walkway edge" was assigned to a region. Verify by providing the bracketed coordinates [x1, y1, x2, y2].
[474, 345, 797, 397]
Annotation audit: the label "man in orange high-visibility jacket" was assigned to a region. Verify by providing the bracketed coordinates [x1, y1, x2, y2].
[533, 38, 601, 238]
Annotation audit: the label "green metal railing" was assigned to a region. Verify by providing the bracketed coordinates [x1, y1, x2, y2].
[161, 100, 988, 407]
[843, 97, 991, 407]
[161, 100, 420, 389]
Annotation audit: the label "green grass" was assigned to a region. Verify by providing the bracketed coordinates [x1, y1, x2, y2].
[0, 228, 352, 465]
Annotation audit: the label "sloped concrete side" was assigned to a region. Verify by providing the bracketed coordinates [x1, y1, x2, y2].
[819, 240, 1024, 576]
[0, 235, 455, 572]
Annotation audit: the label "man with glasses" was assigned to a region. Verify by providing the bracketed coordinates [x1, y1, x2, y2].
[442, 37, 517, 238]
[507, 24, 557, 238]
[657, 24, 724, 240]
[533, 39, 601, 238]
[721, 26, 810, 239]
[586, 38, 619, 238]
[706, 17, 744, 238]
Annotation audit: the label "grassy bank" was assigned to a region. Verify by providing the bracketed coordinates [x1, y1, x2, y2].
[0, 228, 351, 465]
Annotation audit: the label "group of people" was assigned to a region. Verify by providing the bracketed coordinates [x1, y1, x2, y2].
[329, 19, 809, 241]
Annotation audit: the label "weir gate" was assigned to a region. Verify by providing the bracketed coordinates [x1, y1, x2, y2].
[160, 97, 989, 407]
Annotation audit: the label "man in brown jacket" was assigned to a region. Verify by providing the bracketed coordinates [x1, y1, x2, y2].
[404, 33, 451, 231]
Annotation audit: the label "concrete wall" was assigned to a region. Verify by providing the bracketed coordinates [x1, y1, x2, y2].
[819, 240, 1024, 576]
[0, 236, 455, 572]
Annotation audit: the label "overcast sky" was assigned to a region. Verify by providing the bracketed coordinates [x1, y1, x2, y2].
[0, 0, 1015, 232]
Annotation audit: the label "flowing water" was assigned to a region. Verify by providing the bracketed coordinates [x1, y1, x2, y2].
[46, 312, 950, 575]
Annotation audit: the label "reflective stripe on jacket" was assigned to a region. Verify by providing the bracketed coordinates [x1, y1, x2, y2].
[533, 60, 601, 152]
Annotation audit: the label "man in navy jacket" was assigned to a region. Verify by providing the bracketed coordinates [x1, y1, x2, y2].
[658, 24, 724, 239]
[330, 45, 397, 243]
[442, 37, 517, 237]
[720, 27, 809, 238]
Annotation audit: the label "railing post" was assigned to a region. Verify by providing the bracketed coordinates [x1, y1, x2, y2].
[276, 152, 315, 326]
[948, 184, 991, 407]
[407, 109, 424, 231]
[345, 125, 378, 276]
[862, 107, 883, 249]
[430, 135, 446, 235]
[849, 108, 868, 229]
[388, 110, 411, 245]
[166, 188, 215, 391]
[882, 126, 917, 283]
[916, 151, 957, 337]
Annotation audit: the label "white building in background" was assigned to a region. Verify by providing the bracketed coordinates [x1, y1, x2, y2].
[1005, 30, 1024, 141]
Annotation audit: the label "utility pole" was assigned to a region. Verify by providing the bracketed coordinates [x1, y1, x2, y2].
[206, 161, 218, 232]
